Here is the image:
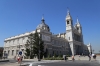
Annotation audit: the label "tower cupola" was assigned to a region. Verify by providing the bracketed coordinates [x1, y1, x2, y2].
[66, 9, 72, 20]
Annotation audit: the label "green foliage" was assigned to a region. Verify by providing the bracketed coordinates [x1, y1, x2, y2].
[25, 48, 30, 56]
[59, 54, 63, 57]
[66, 54, 70, 57]
[54, 53, 57, 57]
[44, 56, 64, 60]
[44, 54, 69, 60]
[25, 30, 44, 59]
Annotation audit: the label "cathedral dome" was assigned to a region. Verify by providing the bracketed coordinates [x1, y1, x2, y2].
[36, 17, 50, 31]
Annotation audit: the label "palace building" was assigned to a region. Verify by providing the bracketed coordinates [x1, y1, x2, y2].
[3, 10, 92, 58]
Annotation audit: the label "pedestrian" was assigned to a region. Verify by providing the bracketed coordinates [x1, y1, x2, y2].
[72, 55, 75, 61]
[88, 54, 91, 61]
[17, 56, 20, 63]
[21, 56, 23, 61]
[93, 54, 96, 61]
[92, 54, 95, 59]
[14, 56, 16, 60]
[79, 55, 80, 60]
[64, 56, 67, 62]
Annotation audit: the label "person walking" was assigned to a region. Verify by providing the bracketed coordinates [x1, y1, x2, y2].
[93, 54, 96, 61]
[17, 56, 20, 63]
[88, 54, 91, 61]
[79, 55, 80, 60]
[72, 55, 75, 61]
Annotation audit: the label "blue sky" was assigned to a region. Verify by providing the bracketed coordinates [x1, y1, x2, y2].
[0, 0, 100, 53]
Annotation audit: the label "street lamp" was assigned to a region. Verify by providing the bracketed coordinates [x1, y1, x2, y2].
[92, 50, 94, 53]
[38, 34, 41, 61]
[18, 39, 20, 56]
[18, 39, 20, 55]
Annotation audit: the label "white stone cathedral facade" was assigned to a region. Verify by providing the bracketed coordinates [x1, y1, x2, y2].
[3, 10, 92, 59]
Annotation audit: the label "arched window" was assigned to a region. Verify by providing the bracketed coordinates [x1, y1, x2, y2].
[67, 21, 69, 24]
[77, 27, 79, 30]
[13, 40, 15, 44]
[23, 37, 25, 43]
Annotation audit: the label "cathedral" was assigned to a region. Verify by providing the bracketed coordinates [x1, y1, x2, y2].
[3, 10, 92, 59]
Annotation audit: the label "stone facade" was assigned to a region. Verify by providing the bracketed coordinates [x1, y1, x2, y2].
[3, 10, 91, 59]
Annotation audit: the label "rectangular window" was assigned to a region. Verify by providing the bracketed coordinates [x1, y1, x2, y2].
[16, 50, 18, 55]
[8, 50, 10, 56]
[77, 28, 79, 30]
[69, 37, 70, 40]
[12, 50, 14, 56]
[4, 51, 6, 53]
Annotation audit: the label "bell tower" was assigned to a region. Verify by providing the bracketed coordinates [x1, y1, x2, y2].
[65, 9, 74, 55]
[65, 9, 73, 41]
[76, 18, 82, 34]
[76, 18, 84, 43]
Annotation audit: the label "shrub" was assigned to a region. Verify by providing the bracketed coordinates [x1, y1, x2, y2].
[66, 54, 71, 57]
[43, 56, 64, 60]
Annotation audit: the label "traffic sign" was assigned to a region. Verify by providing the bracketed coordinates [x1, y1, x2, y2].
[19, 51, 22, 55]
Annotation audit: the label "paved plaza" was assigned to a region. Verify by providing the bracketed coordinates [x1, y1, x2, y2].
[0, 56, 100, 66]
[0, 60, 100, 66]
[39, 60, 100, 66]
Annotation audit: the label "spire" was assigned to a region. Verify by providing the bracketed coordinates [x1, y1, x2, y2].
[89, 42, 91, 45]
[76, 16, 80, 25]
[42, 14, 44, 20]
[41, 14, 45, 23]
[66, 7, 72, 20]
[67, 7, 70, 16]
[77, 16, 79, 23]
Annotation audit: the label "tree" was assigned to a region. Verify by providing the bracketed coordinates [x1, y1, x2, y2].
[32, 30, 44, 60]
[25, 33, 34, 59]
[25, 30, 44, 60]
[24, 48, 30, 59]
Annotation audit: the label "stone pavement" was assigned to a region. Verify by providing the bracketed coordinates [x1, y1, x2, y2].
[39, 60, 100, 66]
[0, 60, 64, 66]
[0, 60, 100, 66]
[68, 55, 100, 60]
[0, 56, 100, 66]
[0, 62, 19, 66]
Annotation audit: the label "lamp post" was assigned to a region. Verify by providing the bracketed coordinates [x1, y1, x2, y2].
[92, 50, 94, 54]
[38, 39, 41, 61]
[38, 34, 41, 61]
[18, 39, 20, 56]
